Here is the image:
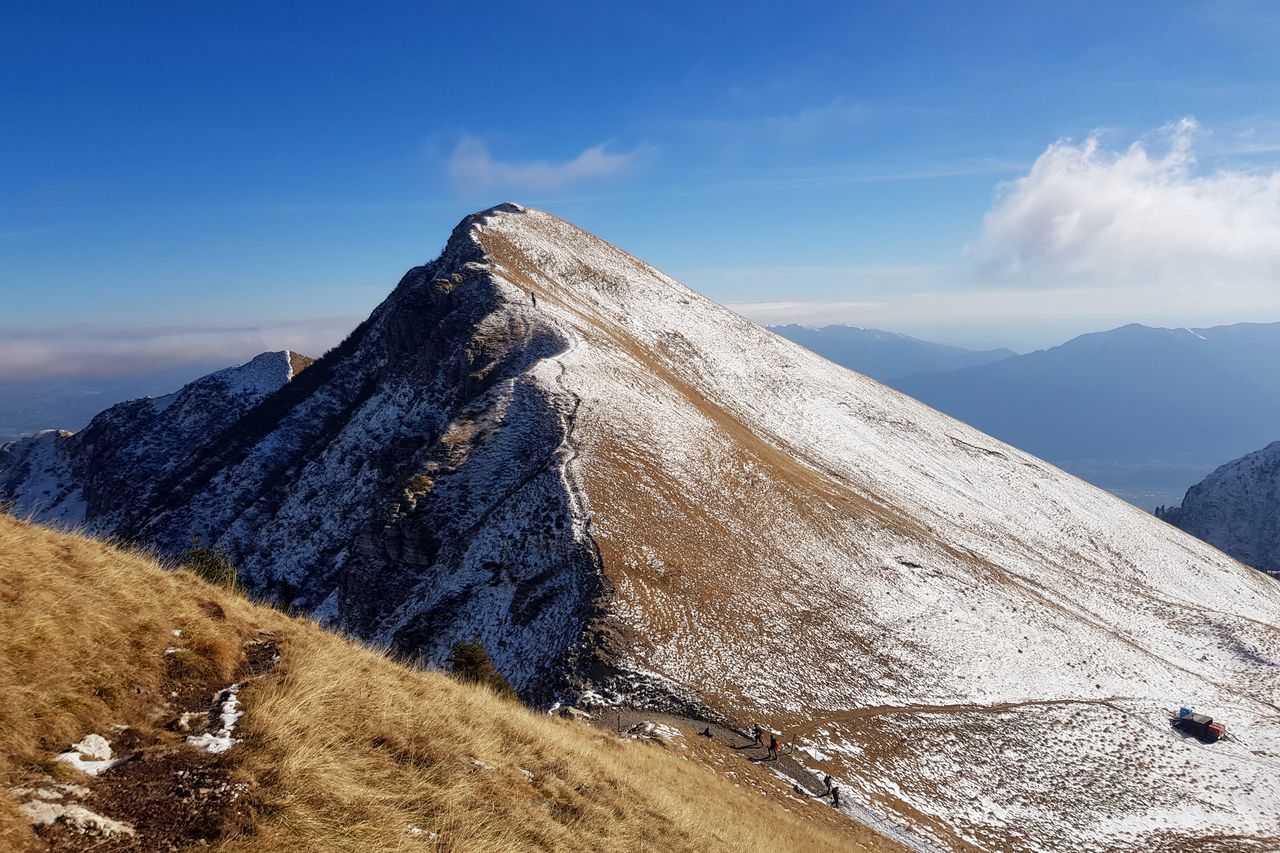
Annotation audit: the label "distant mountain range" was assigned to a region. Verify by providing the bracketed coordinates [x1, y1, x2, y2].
[769, 324, 1014, 382]
[897, 321, 1280, 462]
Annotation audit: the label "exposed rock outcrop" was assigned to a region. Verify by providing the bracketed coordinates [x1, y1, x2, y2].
[1156, 440, 1280, 575]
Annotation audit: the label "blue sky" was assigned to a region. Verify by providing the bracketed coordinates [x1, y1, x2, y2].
[3, 1, 1280, 376]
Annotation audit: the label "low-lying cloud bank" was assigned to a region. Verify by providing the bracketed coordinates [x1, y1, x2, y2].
[0, 318, 358, 382]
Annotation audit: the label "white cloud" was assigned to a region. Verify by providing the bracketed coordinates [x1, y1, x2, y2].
[0, 318, 358, 381]
[971, 117, 1280, 289]
[713, 119, 1280, 349]
[447, 137, 637, 191]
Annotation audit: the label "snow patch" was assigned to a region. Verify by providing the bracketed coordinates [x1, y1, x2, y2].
[56, 734, 128, 776]
[627, 720, 683, 743]
[798, 745, 831, 761]
[186, 684, 243, 754]
[17, 800, 135, 837]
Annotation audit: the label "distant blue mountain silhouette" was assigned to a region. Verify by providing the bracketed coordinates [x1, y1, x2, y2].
[892, 323, 1280, 508]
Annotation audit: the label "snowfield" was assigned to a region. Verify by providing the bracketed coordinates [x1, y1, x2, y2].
[4, 203, 1279, 851]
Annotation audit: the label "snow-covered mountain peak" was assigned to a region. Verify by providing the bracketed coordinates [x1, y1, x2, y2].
[149, 350, 306, 407]
[4, 205, 1280, 851]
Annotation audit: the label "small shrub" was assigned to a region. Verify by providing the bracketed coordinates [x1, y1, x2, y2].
[184, 544, 238, 591]
[166, 629, 237, 683]
[450, 638, 517, 700]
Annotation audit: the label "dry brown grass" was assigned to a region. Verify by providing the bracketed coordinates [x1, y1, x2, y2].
[0, 515, 890, 852]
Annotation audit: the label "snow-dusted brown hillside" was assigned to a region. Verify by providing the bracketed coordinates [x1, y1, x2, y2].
[4, 204, 1279, 851]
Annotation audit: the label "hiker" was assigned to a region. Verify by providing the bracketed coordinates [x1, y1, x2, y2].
[831, 786, 840, 807]
[529, 289, 538, 308]
[822, 774, 832, 793]
[768, 734, 779, 760]
[752, 723, 763, 745]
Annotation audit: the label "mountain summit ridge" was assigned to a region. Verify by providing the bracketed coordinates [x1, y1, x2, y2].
[4, 204, 1280, 851]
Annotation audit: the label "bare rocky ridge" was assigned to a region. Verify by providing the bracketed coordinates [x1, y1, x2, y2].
[0, 351, 310, 531]
[1157, 441, 1280, 576]
[4, 204, 1280, 851]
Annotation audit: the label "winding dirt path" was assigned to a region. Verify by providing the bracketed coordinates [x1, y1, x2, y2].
[592, 706, 940, 852]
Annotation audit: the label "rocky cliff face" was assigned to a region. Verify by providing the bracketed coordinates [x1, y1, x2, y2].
[1157, 441, 1280, 576]
[5, 203, 1280, 851]
[3, 210, 614, 702]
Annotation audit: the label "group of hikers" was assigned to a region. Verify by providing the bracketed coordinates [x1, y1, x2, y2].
[751, 722, 781, 758]
[750, 723, 841, 807]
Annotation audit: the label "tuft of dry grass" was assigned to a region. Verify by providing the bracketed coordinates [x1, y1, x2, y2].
[0, 515, 892, 852]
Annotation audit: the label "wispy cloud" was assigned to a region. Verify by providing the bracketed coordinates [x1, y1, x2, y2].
[727, 300, 880, 326]
[447, 137, 639, 192]
[717, 159, 1027, 192]
[688, 264, 938, 298]
[692, 264, 937, 279]
[0, 318, 359, 381]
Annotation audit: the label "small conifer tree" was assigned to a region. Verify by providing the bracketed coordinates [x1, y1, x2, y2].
[183, 542, 238, 590]
[450, 638, 517, 700]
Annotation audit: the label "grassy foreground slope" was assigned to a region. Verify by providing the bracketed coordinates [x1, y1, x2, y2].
[0, 515, 888, 852]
